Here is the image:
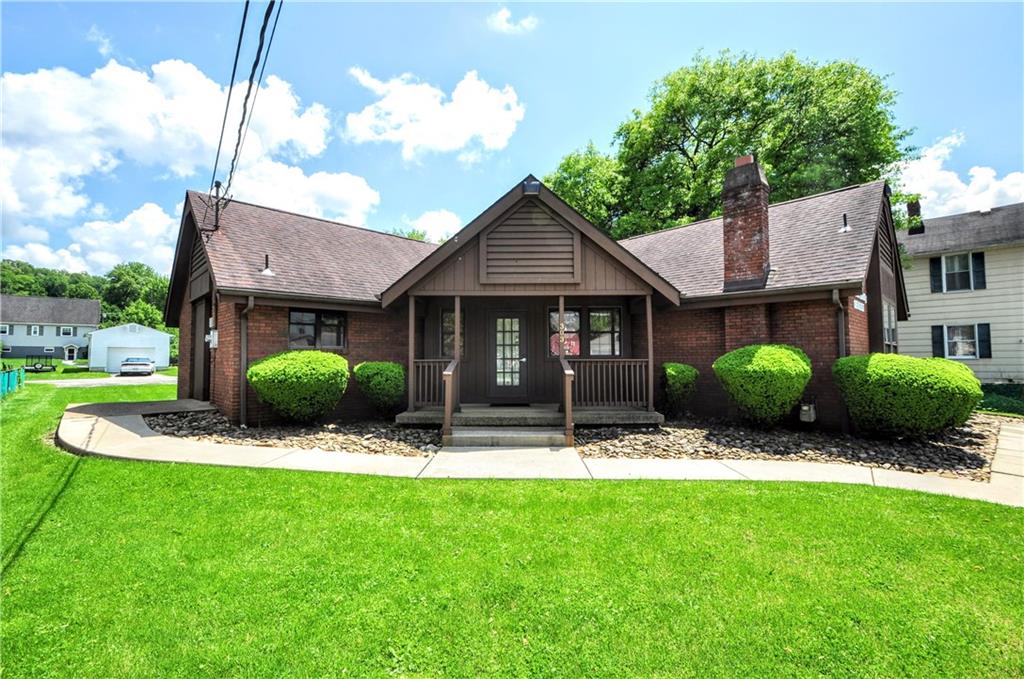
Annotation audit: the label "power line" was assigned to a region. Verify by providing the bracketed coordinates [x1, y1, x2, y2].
[236, 0, 283, 170]
[224, 0, 276, 196]
[208, 0, 251, 194]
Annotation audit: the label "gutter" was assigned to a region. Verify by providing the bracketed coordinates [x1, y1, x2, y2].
[216, 287, 383, 310]
[832, 289, 847, 359]
[239, 295, 254, 426]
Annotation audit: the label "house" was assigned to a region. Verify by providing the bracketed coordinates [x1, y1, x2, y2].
[164, 156, 908, 438]
[896, 201, 1023, 383]
[87, 323, 172, 373]
[0, 295, 101, 361]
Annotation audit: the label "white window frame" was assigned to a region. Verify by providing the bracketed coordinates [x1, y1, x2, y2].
[30, 325, 41, 337]
[944, 323, 979, 360]
[59, 326, 74, 337]
[43, 346, 55, 354]
[0, 324, 8, 335]
[941, 252, 974, 293]
[882, 300, 898, 353]
[2, 345, 11, 353]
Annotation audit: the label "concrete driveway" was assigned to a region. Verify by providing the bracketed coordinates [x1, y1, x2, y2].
[29, 373, 177, 388]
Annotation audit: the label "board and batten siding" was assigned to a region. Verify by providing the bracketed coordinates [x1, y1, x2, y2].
[898, 245, 1024, 381]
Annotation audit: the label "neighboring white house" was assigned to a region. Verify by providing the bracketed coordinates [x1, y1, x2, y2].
[896, 202, 1024, 383]
[0, 295, 101, 361]
[87, 324, 172, 372]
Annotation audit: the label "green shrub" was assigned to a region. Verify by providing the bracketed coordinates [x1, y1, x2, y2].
[662, 362, 699, 417]
[978, 392, 1024, 417]
[712, 344, 812, 425]
[246, 350, 349, 422]
[353, 361, 406, 416]
[982, 383, 1024, 401]
[833, 354, 983, 436]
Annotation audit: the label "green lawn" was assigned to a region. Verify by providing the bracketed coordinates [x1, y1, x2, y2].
[1, 386, 1022, 677]
[2, 357, 102, 380]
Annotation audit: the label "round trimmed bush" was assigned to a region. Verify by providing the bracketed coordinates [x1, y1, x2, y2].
[353, 361, 406, 416]
[662, 362, 699, 417]
[246, 350, 349, 422]
[833, 354, 982, 436]
[712, 344, 812, 425]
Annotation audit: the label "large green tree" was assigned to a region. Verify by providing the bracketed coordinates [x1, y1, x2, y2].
[546, 52, 910, 238]
[103, 262, 168, 311]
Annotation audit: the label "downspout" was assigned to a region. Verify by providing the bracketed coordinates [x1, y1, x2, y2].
[832, 289, 847, 358]
[239, 295, 254, 426]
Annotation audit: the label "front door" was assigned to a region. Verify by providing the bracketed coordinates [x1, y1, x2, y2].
[64, 346, 76, 361]
[487, 311, 528, 401]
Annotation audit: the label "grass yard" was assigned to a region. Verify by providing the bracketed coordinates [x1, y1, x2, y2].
[2, 357, 101, 381]
[1, 386, 1022, 677]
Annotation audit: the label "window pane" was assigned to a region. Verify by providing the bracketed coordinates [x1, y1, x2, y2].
[946, 325, 976, 357]
[589, 309, 621, 357]
[945, 254, 969, 273]
[289, 311, 315, 325]
[289, 323, 315, 348]
[946, 270, 971, 291]
[548, 311, 580, 333]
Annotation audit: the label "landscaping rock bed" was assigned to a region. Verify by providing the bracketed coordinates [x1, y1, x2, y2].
[576, 413, 1007, 482]
[145, 411, 438, 457]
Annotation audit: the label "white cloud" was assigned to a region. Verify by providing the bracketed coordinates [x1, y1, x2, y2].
[69, 202, 179, 274]
[230, 158, 380, 226]
[86, 25, 114, 57]
[1, 222, 50, 243]
[2, 242, 89, 273]
[403, 209, 462, 243]
[0, 59, 331, 223]
[486, 7, 538, 34]
[900, 132, 1024, 217]
[344, 68, 525, 163]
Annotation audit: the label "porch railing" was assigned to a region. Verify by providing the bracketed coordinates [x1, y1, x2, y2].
[568, 358, 648, 409]
[559, 357, 574, 446]
[441, 358, 460, 438]
[413, 359, 448, 407]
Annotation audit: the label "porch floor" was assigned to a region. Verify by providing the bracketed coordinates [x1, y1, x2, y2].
[396, 403, 664, 427]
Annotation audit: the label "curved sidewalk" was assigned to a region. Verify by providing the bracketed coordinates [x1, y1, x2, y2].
[56, 401, 1024, 507]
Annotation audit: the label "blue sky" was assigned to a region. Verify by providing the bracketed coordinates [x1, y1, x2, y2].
[2, 2, 1022, 274]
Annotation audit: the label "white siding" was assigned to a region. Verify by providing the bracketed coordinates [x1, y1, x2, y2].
[898, 245, 1024, 381]
[87, 324, 171, 372]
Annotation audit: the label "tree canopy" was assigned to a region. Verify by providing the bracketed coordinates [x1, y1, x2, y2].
[545, 52, 911, 238]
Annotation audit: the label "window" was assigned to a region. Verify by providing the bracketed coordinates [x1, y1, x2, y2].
[288, 310, 346, 349]
[440, 309, 466, 358]
[589, 309, 622, 357]
[30, 325, 40, 337]
[945, 325, 977, 359]
[43, 347, 55, 353]
[60, 326, 73, 337]
[0, 324, 8, 335]
[548, 309, 581, 357]
[943, 253, 972, 292]
[882, 301, 898, 354]
[1, 345, 10, 353]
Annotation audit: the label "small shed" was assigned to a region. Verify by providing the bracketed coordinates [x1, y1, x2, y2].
[87, 324, 172, 372]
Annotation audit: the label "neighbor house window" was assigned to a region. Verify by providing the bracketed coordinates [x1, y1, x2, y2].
[589, 309, 622, 357]
[440, 309, 466, 358]
[945, 325, 977, 359]
[882, 301, 898, 354]
[548, 309, 581, 357]
[60, 326, 73, 337]
[2, 345, 10, 353]
[288, 310, 346, 349]
[43, 347, 54, 353]
[30, 325, 40, 336]
[0, 325, 8, 335]
[942, 253, 972, 292]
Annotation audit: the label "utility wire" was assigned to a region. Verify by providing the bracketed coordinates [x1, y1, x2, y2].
[209, 0, 251, 194]
[236, 0, 283, 170]
[224, 0, 276, 196]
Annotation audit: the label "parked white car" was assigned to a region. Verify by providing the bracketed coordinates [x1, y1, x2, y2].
[119, 357, 155, 376]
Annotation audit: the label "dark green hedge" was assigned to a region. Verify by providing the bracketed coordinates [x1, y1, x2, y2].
[353, 361, 406, 416]
[833, 354, 983, 436]
[662, 362, 699, 417]
[247, 350, 349, 422]
[712, 344, 812, 425]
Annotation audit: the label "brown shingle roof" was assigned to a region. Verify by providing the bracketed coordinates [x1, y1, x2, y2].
[0, 295, 101, 325]
[186, 191, 437, 304]
[896, 202, 1024, 257]
[619, 181, 887, 298]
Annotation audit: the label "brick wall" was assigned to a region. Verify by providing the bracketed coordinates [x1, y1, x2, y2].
[206, 302, 409, 424]
[846, 295, 870, 355]
[724, 304, 769, 350]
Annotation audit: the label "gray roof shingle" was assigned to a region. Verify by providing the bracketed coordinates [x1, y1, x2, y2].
[896, 202, 1024, 257]
[0, 295, 101, 325]
[187, 191, 437, 304]
[619, 181, 887, 297]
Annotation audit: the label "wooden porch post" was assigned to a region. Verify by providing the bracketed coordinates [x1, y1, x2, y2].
[646, 293, 654, 412]
[407, 295, 415, 412]
[558, 295, 565, 358]
[453, 295, 461, 412]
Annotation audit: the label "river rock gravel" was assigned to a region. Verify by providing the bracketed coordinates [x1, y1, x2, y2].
[145, 411, 438, 457]
[575, 413, 1008, 482]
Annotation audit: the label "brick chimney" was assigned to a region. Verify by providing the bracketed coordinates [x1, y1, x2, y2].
[723, 155, 771, 291]
[907, 199, 924, 235]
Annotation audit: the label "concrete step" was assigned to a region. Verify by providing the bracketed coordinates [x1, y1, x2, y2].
[445, 427, 568, 448]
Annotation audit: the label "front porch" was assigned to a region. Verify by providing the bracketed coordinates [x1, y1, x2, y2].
[396, 403, 665, 428]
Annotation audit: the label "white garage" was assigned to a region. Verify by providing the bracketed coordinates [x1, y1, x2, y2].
[87, 324, 172, 373]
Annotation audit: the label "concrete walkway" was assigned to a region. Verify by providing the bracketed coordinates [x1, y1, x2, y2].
[55, 402, 1024, 507]
[30, 374, 177, 387]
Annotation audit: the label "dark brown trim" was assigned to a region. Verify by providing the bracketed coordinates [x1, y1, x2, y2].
[677, 281, 864, 309]
[218, 292, 383, 314]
